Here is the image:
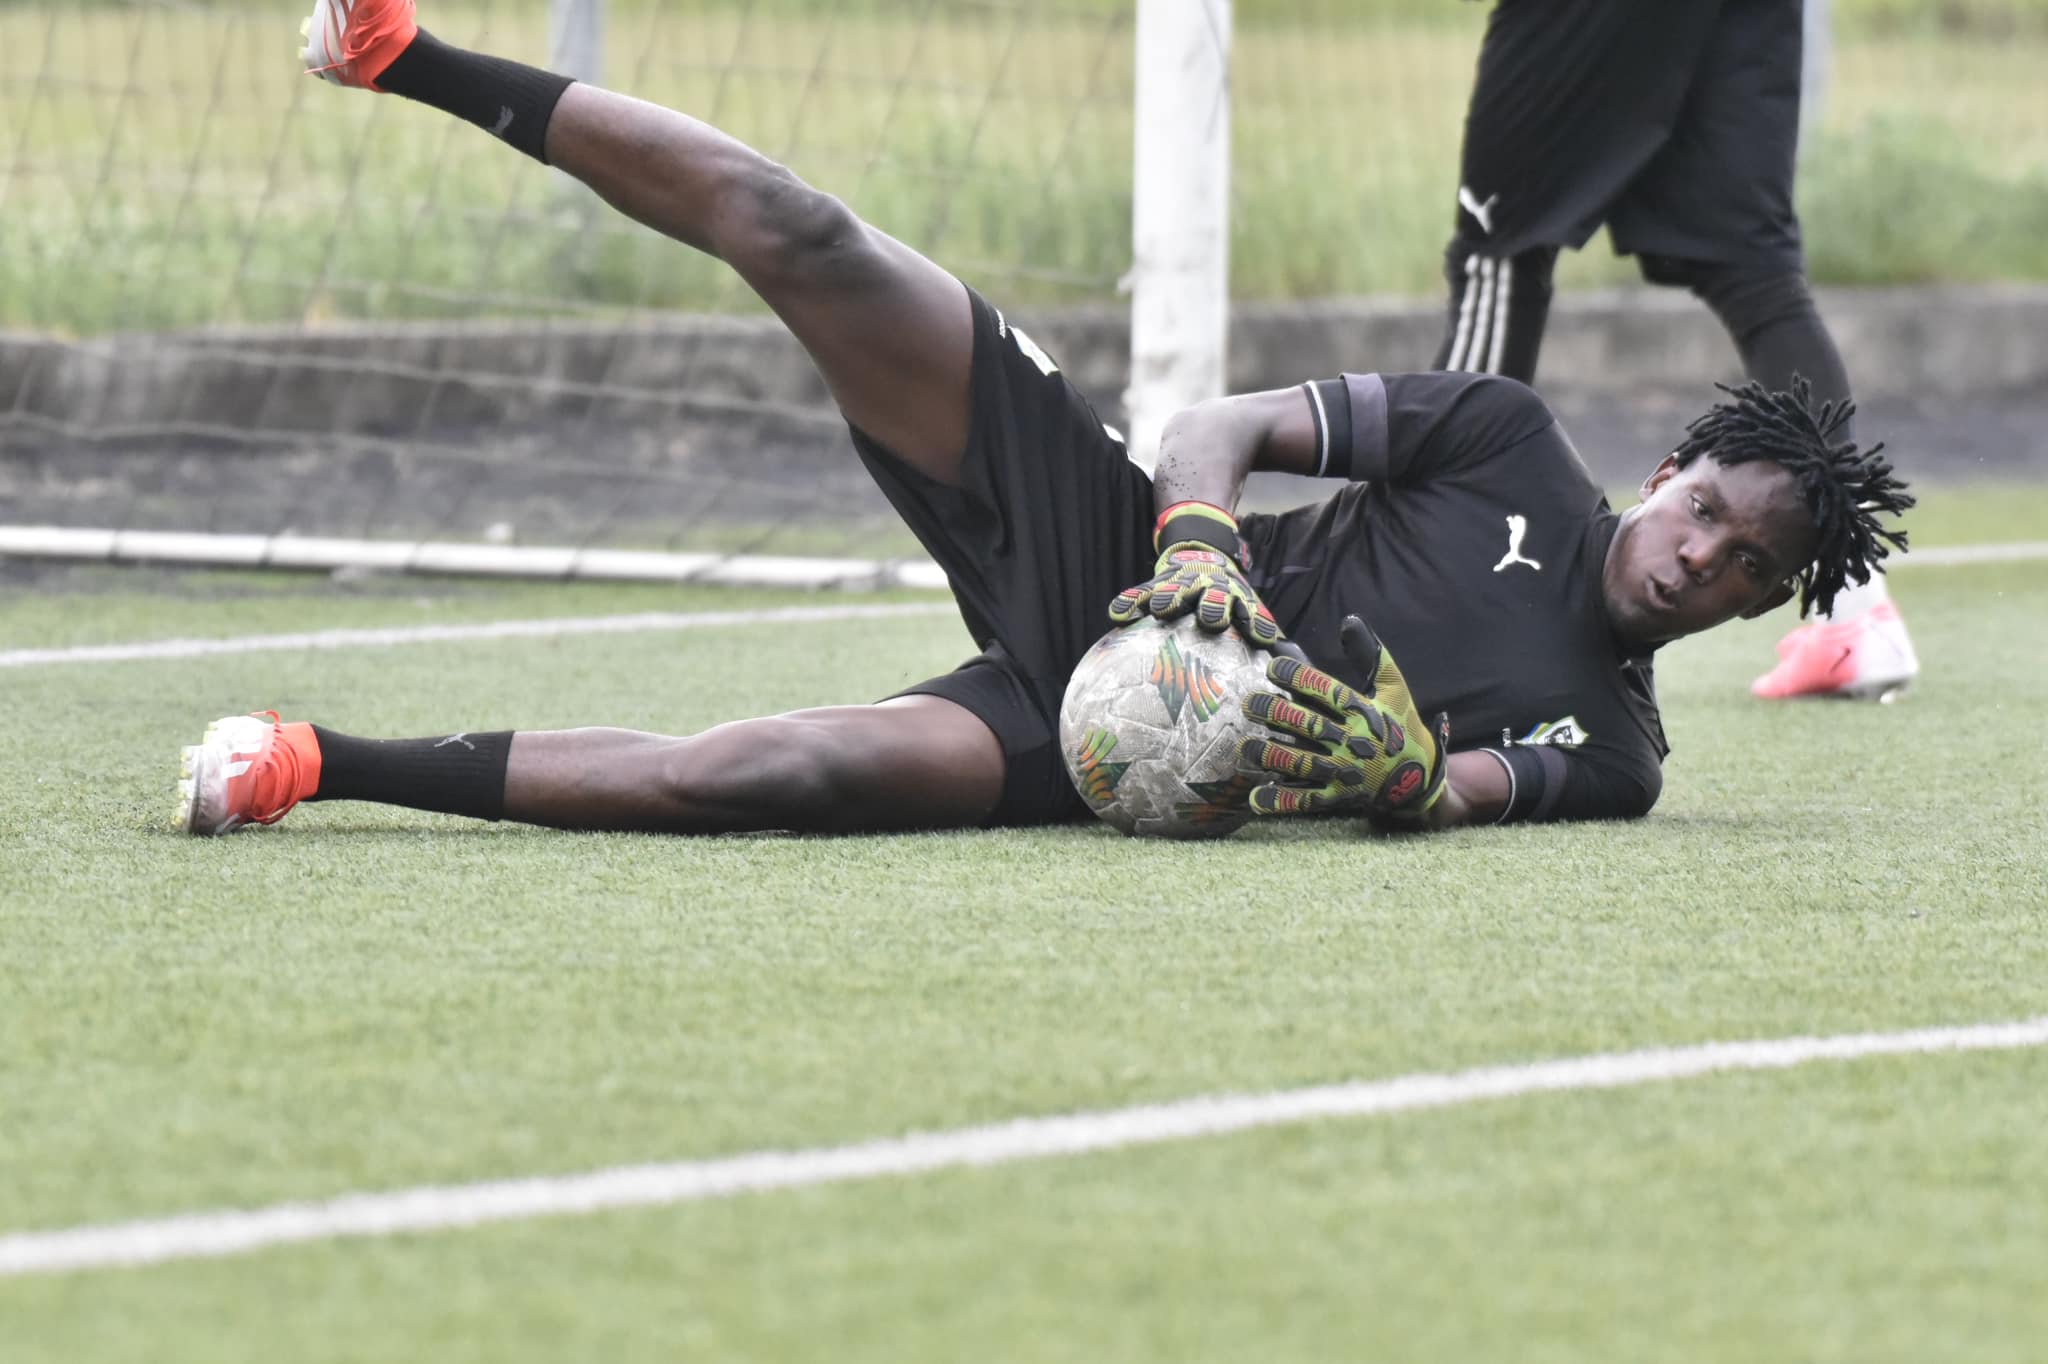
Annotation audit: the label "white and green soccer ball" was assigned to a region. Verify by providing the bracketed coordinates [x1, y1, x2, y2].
[1058, 615, 1270, 839]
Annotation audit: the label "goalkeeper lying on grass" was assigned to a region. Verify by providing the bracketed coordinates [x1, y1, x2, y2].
[177, 0, 1912, 838]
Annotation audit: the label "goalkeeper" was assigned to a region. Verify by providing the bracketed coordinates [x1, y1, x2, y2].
[176, 0, 1911, 838]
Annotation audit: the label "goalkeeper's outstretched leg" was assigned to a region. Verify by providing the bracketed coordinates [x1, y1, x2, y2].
[264, 0, 1036, 836]
[178, 702, 1006, 836]
[304, 0, 975, 486]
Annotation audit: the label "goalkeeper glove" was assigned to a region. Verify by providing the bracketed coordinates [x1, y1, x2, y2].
[1108, 501, 1284, 648]
[1238, 613, 1449, 820]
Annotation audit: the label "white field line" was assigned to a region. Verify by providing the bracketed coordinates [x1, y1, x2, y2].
[4, 1016, 2044, 1279]
[1894, 540, 2048, 567]
[0, 602, 957, 670]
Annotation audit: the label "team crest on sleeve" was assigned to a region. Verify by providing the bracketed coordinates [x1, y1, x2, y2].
[1502, 716, 1585, 748]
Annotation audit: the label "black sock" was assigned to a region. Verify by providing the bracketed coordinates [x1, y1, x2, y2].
[374, 29, 574, 165]
[1689, 266, 1858, 444]
[309, 726, 514, 821]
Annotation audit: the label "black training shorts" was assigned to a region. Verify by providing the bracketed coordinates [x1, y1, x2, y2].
[1455, 0, 1804, 269]
[850, 288, 1155, 826]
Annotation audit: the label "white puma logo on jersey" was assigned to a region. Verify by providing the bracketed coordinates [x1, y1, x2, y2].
[490, 106, 515, 138]
[435, 734, 477, 751]
[1492, 515, 1541, 573]
[1458, 185, 1500, 236]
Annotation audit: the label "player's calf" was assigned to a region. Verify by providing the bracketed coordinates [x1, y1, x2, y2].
[493, 721, 853, 834]
[599, 702, 1005, 835]
[645, 717, 862, 833]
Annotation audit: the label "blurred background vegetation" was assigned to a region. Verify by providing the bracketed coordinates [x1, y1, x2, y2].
[3, 0, 2044, 334]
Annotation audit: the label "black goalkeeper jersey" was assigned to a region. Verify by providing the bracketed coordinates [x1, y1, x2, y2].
[1239, 371, 1668, 824]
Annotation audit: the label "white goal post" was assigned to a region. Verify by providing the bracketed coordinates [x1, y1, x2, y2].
[549, 0, 604, 85]
[1125, 0, 1232, 475]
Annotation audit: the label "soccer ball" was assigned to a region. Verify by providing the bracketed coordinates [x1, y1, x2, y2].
[1058, 615, 1272, 839]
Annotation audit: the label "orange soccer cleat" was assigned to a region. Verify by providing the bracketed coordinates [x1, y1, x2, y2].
[176, 712, 324, 836]
[1750, 600, 1920, 703]
[301, 0, 419, 90]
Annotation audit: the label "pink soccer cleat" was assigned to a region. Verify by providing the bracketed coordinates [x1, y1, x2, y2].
[300, 0, 418, 91]
[1750, 600, 1919, 702]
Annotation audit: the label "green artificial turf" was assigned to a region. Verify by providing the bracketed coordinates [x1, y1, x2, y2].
[2, 486, 2045, 1359]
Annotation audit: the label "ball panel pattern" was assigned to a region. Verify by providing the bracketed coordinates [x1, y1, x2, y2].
[1058, 617, 1271, 839]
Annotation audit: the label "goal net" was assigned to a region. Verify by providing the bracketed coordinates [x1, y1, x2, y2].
[1, 0, 1478, 586]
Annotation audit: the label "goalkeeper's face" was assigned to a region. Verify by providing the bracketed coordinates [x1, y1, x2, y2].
[1603, 453, 1815, 646]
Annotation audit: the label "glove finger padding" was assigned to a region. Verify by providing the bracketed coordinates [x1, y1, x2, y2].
[1104, 503, 1286, 648]
[1240, 689, 1334, 744]
[1337, 613, 1446, 816]
[1263, 655, 1373, 727]
[1340, 613, 1420, 720]
[1237, 596, 1284, 648]
[1107, 583, 1151, 625]
[1240, 613, 1449, 820]
[1239, 735, 1354, 787]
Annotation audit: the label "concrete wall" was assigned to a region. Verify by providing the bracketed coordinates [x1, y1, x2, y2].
[5, 284, 2041, 540]
[7, 284, 2046, 442]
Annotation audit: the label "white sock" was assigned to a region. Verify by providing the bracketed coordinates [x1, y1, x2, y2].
[1822, 573, 1892, 625]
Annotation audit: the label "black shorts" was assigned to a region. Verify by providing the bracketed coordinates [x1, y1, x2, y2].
[850, 288, 1155, 826]
[1454, 0, 1804, 270]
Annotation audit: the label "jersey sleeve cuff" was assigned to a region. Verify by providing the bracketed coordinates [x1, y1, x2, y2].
[1480, 744, 1567, 825]
[1301, 373, 1390, 482]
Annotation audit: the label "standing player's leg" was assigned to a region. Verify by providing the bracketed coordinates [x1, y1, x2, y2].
[1431, 0, 1719, 383]
[1433, 238, 1558, 384]
[1613, 0, 1916, 700]
[1432, 0, 1569, 382]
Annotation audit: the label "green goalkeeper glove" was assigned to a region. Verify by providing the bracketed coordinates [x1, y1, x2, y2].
[1108, 501, 1284, 648]
[1238, 614, 1449, 820]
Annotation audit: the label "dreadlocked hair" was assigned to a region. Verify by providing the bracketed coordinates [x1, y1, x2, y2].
[1671, 374, 1914, 618]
